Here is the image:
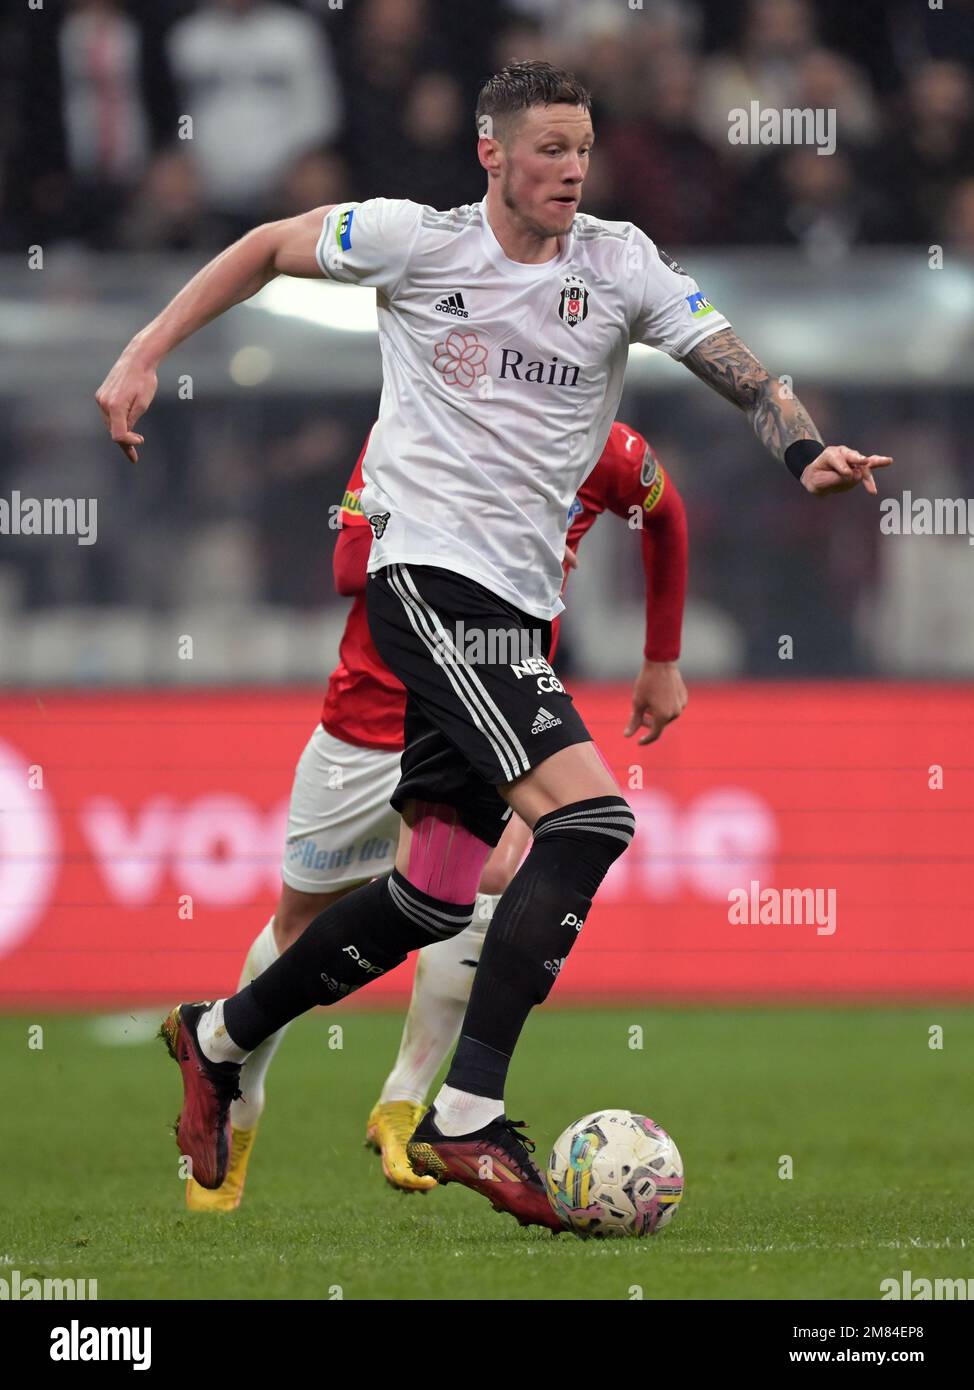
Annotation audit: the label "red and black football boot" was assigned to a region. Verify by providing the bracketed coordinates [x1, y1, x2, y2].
[160, 1003, 242, 1191]
[406, 1106, 566, 1233]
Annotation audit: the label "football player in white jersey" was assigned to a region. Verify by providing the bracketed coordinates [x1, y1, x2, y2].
[97, 60, 891, 1231]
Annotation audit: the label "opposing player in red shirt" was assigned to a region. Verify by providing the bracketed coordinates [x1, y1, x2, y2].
[186, 419, 688, 1211]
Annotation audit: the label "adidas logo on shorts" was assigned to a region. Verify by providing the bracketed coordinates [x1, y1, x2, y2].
[531, 706, 562, 734]
[434, 292, 469, 318]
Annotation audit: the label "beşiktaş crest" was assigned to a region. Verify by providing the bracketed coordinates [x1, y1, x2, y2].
[558, 274, 589, 327]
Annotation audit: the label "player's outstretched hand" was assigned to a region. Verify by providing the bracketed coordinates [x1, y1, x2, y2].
[624, 660, 688, 747]
[94, 352, 158, 463]
[800, 446, 893, 497]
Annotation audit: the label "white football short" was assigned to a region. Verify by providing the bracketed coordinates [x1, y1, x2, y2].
[282, 724, 403, 892]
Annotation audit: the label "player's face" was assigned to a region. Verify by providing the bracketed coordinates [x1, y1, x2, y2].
[499, 105, 593, 238]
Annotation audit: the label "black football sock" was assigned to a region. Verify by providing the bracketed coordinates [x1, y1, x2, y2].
[223, 871, 474, 1050]
[444, 796, 636, 1101]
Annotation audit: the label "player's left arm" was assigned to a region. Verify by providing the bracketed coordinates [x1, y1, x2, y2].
[681, 328, 892, 494]
[606, 447, 689, 746]
[625, 468, 688, 745]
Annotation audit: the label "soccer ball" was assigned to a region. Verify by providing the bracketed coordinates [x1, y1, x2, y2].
[545, 1109, 684, 1238]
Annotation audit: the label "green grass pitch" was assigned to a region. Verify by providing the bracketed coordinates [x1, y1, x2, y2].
[1, 1007, 971, 1300]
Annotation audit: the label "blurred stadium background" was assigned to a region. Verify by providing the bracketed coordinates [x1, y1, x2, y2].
[1, 0, 973, 1009]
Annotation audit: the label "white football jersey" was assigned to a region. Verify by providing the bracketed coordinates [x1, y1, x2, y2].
[315, 198, 729, 619]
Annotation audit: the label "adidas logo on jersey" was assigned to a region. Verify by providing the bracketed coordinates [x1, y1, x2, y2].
[531, 706, 562, 734]
[434, 292, 469, 318]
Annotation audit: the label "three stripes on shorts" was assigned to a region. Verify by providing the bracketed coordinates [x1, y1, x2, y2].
[386, 563, 531, 783]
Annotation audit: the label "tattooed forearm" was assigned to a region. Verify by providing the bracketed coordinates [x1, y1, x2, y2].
[682, 328, 822, 462]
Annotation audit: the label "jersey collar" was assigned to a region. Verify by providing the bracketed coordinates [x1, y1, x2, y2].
[478, 197, 574, 279]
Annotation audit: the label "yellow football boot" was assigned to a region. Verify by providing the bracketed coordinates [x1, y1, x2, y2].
[365, 1101, 437, 1192]
[185, 1125, 257, 1212]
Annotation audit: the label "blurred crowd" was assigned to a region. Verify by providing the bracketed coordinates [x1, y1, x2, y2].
[2, 0, 974, 680]
[3, 0, 974, 256]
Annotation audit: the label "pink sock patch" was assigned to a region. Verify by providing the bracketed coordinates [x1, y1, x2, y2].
[406, 802, 492, 904]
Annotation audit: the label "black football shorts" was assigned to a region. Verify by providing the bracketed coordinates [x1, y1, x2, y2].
[366, 562, 593, 845]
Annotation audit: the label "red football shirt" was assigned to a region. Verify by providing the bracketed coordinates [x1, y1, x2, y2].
[319, 435, 406, 751]
[320, 422, 687, 752]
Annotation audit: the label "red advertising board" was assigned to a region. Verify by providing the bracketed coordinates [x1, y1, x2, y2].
[0, 684, 971, 1007]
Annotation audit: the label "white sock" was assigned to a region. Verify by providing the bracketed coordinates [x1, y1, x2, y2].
[433, 1083, 504, 1136]
[379, 894, 498, 1106]
[230, 919, 287, 1130]
[241, 917, 281, 983]
[196, 997, 249, 1066]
